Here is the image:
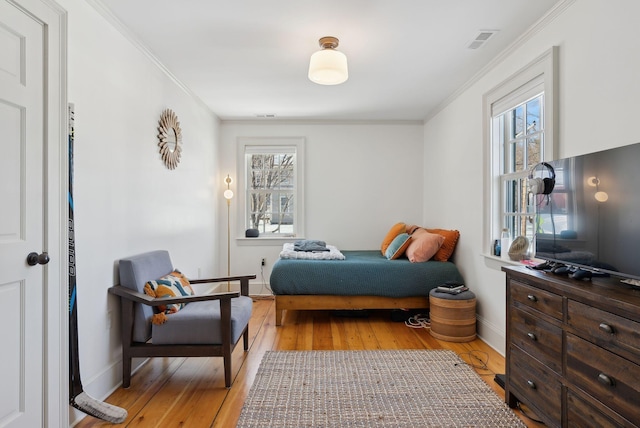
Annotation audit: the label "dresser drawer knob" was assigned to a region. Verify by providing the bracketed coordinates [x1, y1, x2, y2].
[526, 380, 537, 389]
[527, 332, 537, 341]
[597, 373, 614, 387]
[527, 294, 538, 302]
[598, 323, 614, 334]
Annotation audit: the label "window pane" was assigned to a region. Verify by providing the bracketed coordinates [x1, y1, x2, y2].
[503, 215, 535, 243]
[248, 192, 268, 229]
[252, 155, 264, 170]
[518, 178, 529, 215]
[511, 141, 524, 173]
[527, 135, 541, 168]
[504, 178, 532, 215]
[503, 177, 535, 245]
[512, 105, 524, 138]
[526, 97, 541, 134]
[251, 172, 265, 190]
[504, 180, 517, 214]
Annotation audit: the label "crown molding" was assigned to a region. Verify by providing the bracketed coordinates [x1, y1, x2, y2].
[424, 0, 577, 124]
[85, 0, 214, 115]
[221, 119, 424, 126]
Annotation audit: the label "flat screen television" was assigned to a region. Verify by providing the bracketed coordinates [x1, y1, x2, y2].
[533, 142, 640, 283]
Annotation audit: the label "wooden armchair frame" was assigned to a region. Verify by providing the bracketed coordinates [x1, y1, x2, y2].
[108, 274, 256, 388]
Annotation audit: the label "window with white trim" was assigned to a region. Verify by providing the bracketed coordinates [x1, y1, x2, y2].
[494, 92, 544, 243]
[484, 47, 558, 256]
[237, 137, 305, 238]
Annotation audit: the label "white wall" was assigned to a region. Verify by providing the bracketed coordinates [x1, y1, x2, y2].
[219, 121, 424, 287]
[60, 0, 640, 423]
[58, 0, 221, 424]
[423, 0, 640, 354]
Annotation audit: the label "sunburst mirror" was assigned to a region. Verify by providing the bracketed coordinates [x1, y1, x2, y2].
[157, 108, 183, 169]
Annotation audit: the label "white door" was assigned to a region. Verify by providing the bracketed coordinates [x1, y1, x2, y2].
[0, 1, 46, 426]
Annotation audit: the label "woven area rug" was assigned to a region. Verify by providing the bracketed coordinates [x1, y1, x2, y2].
[237, 350, 525, 427]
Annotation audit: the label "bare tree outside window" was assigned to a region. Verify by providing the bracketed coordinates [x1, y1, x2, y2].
[248, 153, 295, 234]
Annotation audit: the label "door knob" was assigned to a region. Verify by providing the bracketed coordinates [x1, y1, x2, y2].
[27, 252, 50, 266]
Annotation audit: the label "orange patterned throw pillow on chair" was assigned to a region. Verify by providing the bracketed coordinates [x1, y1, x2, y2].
[144, 270, 194, 325]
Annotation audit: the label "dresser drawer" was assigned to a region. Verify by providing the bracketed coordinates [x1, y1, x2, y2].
[510, 279, 563, 320]
[567, 389, 639, 428]
[510, 307, 562, 373]
[566, 334, 640, 422]
[568, 299, 640, 358]
[509, 345, 562, 426]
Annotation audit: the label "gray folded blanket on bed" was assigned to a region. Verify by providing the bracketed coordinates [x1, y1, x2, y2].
[294, 239, 329, 252]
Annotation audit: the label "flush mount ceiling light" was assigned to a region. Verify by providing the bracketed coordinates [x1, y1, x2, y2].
[308, 36, 348, 85]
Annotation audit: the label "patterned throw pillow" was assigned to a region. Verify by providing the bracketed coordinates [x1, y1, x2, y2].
[144, 270, 194, 324]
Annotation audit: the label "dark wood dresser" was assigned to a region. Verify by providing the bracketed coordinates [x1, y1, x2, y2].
[503, 266, 640, 427]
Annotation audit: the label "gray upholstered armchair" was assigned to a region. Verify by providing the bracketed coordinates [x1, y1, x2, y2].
[108, 250, 256, 388]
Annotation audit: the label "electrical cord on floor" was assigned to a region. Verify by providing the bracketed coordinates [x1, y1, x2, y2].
[258, 264, 273, 296]
[457, 350, 495, 376]
[516, 401, 545, 424]
[404, 314, 430, 328]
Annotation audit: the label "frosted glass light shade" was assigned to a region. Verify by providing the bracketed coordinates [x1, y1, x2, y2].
[224, 189, 234, 200]
[308, 49, 348, 85]
[595, 191, 608, 202]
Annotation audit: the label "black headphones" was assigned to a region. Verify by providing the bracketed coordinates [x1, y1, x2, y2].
[528, 162, 556, 195]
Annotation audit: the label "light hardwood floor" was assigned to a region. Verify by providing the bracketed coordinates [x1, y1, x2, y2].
[75, 298, 544, 427]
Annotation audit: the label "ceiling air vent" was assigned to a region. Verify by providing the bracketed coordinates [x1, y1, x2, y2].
[255, 114, 277, 118]
[467, 30, 499, 50]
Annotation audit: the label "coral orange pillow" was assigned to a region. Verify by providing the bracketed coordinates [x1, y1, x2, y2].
[406, 228, 445, 262]
[380, 222, 406, 255]
[426, 228, 460, 261]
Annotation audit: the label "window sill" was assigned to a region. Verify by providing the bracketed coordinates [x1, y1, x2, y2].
[236, 236, 303, 247]
[483, 253, 522, 265]
[482, 253, 541, 267]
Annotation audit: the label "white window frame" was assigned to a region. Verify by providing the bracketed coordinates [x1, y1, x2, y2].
[483, 47, 558, 258]
[236, 137, 305, 242]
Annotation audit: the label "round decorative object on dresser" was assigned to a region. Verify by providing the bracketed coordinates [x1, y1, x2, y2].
[429, 288, 477, 342]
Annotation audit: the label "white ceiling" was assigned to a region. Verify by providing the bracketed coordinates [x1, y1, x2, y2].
[95, 0, 561, 121]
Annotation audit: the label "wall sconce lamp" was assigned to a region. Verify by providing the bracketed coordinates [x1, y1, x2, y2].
[308, 36, 349, 85]
[587, 176, 609, 202]
[223, 174, 233, 290]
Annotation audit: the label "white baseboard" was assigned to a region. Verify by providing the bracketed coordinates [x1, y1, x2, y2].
[476, 314, 506, 357]
[69, 357, 136, 426]
[210, 281, 274, 297]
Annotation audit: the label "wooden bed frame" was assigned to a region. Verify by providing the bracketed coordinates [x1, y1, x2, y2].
[275, 295, 430, 326]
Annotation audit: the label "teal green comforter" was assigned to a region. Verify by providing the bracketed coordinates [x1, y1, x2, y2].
[270, 250, 463, 297]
